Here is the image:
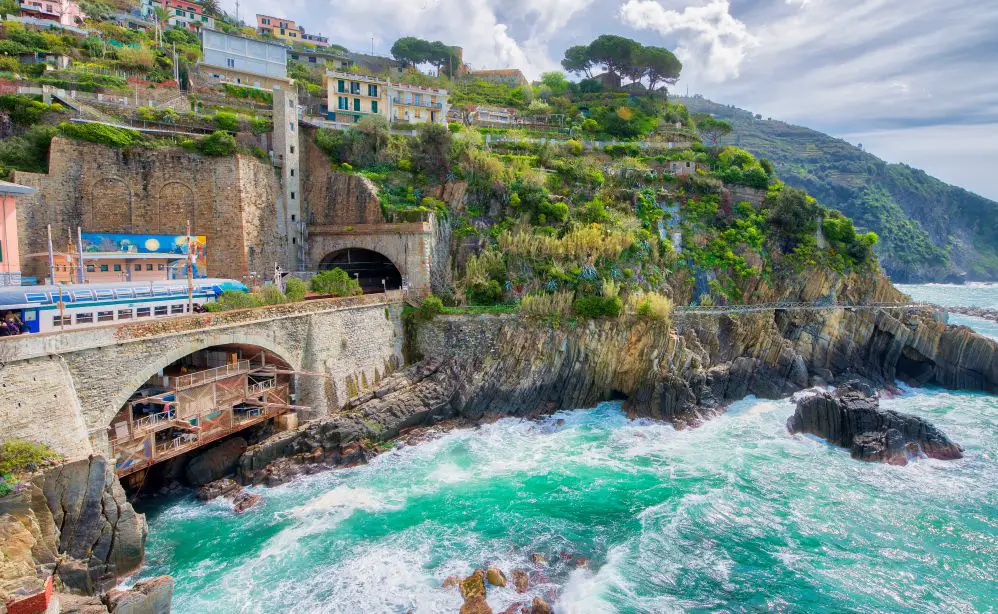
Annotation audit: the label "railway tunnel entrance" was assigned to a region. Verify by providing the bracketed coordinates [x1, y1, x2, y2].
[319, 248, 403, 294]
[108, 343, 306, 491]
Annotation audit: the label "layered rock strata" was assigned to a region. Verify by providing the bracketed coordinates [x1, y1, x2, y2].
[787, 383, 964, 464]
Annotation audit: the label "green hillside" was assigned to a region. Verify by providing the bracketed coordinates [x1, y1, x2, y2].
[681, 96, 998, 282]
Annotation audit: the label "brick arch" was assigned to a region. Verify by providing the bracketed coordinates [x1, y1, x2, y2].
[87, 177, 132, 231]
[96, 334, 301, 434]
[157, 181, 198, 234]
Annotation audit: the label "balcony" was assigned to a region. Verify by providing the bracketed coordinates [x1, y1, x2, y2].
[391, 97, 443, 110]
[148, 360, 251, 391]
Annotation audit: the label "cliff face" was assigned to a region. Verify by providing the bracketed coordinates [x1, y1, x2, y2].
[0, 456, 146, 598]
[239, 292, 997, 481]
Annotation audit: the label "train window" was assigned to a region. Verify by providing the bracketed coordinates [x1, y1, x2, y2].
[25, 293, 49, 304]
[50, 292, 73, 304]
[134, 288, 151, 297]
[95, 290, 114, 300]
[154, 306, 168, 316]
[115, 289, 134, 299]
[53, 315, 69, 327]
[100, 265, 109, 272]
[75, 313, 93, 324]
[171, 305, 185, 314]
[75, 290, 93, 301]
[97, 311, 114, 323]
[118, 309, 133, 320]
[170, 287, 185, 295]
[137, 307, 151, 318]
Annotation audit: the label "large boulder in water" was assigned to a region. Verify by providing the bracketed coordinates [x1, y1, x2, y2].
[787, 382, 963, 465]
[185, 438, 248, 486]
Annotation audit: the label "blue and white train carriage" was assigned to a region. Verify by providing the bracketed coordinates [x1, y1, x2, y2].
[0, 279, 249, 334]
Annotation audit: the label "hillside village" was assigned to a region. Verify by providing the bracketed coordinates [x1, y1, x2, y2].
[0, 0, 885, 318]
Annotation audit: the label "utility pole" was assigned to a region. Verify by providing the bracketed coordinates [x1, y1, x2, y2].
[186, 220, 194, 313]
[46, 225, 56, 285]
[76, 227, 85, 284]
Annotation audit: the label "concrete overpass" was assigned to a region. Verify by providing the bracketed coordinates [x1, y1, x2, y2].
[0, 294, 405, 460]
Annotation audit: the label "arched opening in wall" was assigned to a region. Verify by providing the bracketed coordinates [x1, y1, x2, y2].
[108, 344, 301, 494]
[319, 248, 403, 293]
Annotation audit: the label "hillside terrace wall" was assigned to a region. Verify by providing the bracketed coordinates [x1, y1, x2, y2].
[11, 137, 288, 281]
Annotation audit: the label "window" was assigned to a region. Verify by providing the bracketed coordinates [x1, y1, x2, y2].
[290, 145, 295, 154]
[158, 264, 165, 271]
[118, 309, 133, 320]
[154, 306, 168, 316]
[262, 18, 269, 24]
[415, 109, 422, 119]
[134, 264, 142, 271]
[291, 192, 295, 200]
[97, 311, 114, 323]
[100, 265, 109, 272]
[289, 121, 295, 132]
[290, 169, 295, 177]
[75, 313, 93, 324]
[368, 84, 378, 97]
[226, 58, 235, 68]
[338, 96, 348, 110]
[309, 57, 316, 63]
[371, 100, 378, 113]
[53, 315, 69, 327]
[338, 80, 345, 93]
[350, 82, 360, 95]
[146, 264, 154, 271]
[113, 264, 122, 272]
[137, 307, 151, 318]
[291, 214, 296, 222]
[175, 8, 182, 15]
[171, 305, 185, 314]
[353, 98, 361, 112]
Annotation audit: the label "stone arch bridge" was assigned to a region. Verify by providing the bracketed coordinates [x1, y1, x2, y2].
[0, 295, 405, 461]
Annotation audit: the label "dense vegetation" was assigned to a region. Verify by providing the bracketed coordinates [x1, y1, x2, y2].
[682, 96, 998, 281]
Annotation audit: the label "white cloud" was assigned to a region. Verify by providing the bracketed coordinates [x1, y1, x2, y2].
[225, 0, 594, 80]
[618, 0, 759, 83]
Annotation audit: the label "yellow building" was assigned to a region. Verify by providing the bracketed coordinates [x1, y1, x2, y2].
[323, 70, 449, 126]
[389, 82, 448, 125]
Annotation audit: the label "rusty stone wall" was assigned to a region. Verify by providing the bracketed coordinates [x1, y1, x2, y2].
[11, 137, 287, 281]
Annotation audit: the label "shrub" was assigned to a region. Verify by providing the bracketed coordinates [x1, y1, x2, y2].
[205, 290, 263, 312]
[572, 295, 622, 319]
[464, 248, 506, 286]
[58, 122, 142, 147]
[258, 285, 288, 305]
[467, 279, 503, 306]
[222, 84, 273, 104]
[284, 277, 307, 302]
[0, 440, 58, 476]
[566, 139, 584, 155]
[448, 122, 462, 133]
[310, 268, 363, 297]
[521, 292, 573, 318]
[196, 131, 237, 156]
[627, 291, 673, 324]
[605, 143, 642, 157]
[414, 295, 444, 320]
[214, 111, 239, 131]
[250, 117, 272, 135]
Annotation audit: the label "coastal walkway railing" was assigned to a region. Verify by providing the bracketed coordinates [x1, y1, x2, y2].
[671, 302, 934, 317]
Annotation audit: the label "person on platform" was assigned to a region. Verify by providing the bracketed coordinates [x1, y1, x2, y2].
[0, 321, 10, 337]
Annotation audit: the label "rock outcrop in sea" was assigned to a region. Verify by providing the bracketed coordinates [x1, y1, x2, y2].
[787, 383, 964, 465]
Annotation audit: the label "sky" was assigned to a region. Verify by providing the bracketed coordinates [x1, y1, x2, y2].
[227, 0, 998, 201]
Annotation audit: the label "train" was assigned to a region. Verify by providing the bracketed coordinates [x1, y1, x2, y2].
[0, 279, 249, 334]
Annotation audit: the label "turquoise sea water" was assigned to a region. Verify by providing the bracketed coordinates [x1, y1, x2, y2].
[135, 286, 998, 613]
[897, 282, 998, 340]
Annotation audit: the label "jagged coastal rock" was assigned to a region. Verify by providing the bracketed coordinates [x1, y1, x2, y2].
[787, 383, 964, 464]
[0, 456, 148, 601]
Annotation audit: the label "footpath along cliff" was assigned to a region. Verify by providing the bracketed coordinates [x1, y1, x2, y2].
[239, 270, 998, 481]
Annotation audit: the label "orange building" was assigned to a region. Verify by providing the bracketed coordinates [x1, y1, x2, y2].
[27, 252, 186, 284]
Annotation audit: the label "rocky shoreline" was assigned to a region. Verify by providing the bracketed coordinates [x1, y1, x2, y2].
[941, 305, 998, 324]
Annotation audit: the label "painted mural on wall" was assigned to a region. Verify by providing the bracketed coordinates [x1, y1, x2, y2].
[81, 233, 208, 276]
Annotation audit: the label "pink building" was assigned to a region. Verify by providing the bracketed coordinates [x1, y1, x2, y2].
[0, 180, 35, 287]
[19, 0, 87, 27]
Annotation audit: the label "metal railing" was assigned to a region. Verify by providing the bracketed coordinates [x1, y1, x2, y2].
[391, 97, 443, 109]
[149, 360, 251, 390]
[132, 409, 176, 433]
